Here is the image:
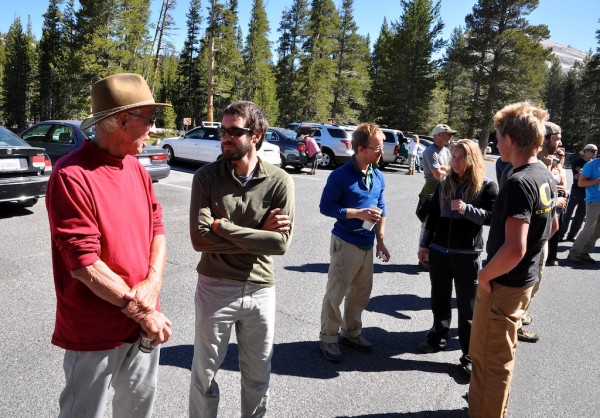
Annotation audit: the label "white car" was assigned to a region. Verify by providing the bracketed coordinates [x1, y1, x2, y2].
[161, 126, 280, 167]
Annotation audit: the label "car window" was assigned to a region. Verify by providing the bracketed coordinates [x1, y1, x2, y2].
[185, 128, 206, 139]
[0, 126, 29, 147]
[383, 131, 395, 143]
[21, 124, 53, 143]
[266, 131, 278, 141]
[327, 128, 347, 138]
[313, 129, 321, 138]
[51, 125, 75, 144]
[204, 129, 220, 141]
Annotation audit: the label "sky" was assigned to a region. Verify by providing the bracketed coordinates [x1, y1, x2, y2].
[1, 0, 599, 55]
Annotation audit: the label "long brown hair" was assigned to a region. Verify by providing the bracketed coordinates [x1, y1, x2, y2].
[442, 139, 485, 203]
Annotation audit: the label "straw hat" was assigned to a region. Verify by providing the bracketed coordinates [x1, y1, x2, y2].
[80, 73, 171, 130]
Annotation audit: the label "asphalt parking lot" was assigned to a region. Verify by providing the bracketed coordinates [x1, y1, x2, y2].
[0, 158, 598, 417]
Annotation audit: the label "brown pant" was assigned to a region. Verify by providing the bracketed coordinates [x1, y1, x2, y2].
[468, 284, 533, 418]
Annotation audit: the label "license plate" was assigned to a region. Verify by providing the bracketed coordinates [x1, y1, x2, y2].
[0, 158, 21, 171]
[138, 157, 151, 166]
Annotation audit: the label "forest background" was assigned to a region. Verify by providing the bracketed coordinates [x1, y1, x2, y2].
[1, 0, 599, 151]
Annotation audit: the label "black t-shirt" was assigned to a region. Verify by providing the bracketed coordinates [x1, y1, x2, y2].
[570, 157, 586, 190]
[486, 163, 556, 287]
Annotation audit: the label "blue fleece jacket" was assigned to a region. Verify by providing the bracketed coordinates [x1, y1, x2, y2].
[319, 159, 386, 248]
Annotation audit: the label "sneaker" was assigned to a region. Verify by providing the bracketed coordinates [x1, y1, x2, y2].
[566, 236, 576, 242]
[517, 327, 539, 343]
[418, 339, 447, 353]
[320, 341, 342, 362]
[521, 313, 532, 326]
[579, 253, 596, 264]
[459, 354, 472, 376]
[567, 253, 584, 265]
[339, 334, 373, 352]
[546, 259, 559, 266]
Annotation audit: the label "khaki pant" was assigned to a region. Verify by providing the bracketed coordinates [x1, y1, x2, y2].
[468, 284, 533, 418]
[320, 235, 374, 343]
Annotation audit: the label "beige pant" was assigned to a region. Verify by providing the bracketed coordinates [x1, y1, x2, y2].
[468, 284, 533, 418]
[320, 235, 374, 343]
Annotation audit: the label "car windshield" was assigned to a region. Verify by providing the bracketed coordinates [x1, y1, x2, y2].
[281, 129, 298, 140]
[0, 127, 29, 147]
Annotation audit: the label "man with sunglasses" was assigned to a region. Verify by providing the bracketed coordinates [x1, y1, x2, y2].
[318, 123, 390, 362]
[567, 143, 600, 265]
[189, 101, 295, 417]
[46, 73, 172, 417]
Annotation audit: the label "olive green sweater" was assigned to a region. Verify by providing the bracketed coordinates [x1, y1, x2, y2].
[189, 158, 295, 286]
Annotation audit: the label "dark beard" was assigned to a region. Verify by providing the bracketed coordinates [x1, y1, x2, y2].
[222, 139, 251, 161]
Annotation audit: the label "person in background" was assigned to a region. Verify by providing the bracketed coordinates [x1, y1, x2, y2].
[188, 101, 295, 417]
[302, 127, 322, 175]
[468, 102, 558, 418]
[567, 146, 600, 266]
[546, 147, 568, 266]
[406, 134, 421, 175]
[537, 121, 562, 168]
[417, 139, 497, 376]
[416, 124, 455, 270]
[561, 144, 598, 241]
[318, 123, 390, 363]
[46, 73, 173, 417]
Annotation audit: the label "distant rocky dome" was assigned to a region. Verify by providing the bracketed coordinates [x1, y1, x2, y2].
[541, 39, 588, 72]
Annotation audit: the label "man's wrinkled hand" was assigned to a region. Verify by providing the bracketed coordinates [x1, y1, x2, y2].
[262, 208, 291, 232]
[139, 311, 173, 346]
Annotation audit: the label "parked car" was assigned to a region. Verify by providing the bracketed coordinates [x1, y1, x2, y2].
[284, 121, 321, 133]
[0, 126, 52, 207]
[19, 120, 170, 182]
[312, 124, 354, 169]
[161, 126, 281, 167]
[266, 127, 308, 169]
[380, 128, 404, 168]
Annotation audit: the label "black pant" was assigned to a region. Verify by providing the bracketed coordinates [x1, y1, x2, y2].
[426, 249, 479, 355]
[561, 188, 586, 239]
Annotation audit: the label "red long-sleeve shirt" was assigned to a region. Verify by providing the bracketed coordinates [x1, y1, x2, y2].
[46, 140, 165, 351]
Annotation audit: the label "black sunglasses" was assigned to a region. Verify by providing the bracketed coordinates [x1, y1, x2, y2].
[220, 126, 253, 137]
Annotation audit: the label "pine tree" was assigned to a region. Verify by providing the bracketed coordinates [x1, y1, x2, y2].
[242, 0, 279, 124]
[297, 0, 340, 122]
[1, 18, 36, 130]
[462, 0, 551, 145]
[275, 0, 310, 124]
[579, 24, 600, 143]
[542, 55, 565, 122]
[0, 32, 6, 124]
[441, 27, 471, 135]
[113, 0, 153, 73]
[37, 0, 70, 121]
[329, 0, 370, 124]
[367, 19, 395, 124]
[176, 0, 204, 127]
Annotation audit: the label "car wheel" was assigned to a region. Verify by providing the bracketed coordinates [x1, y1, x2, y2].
[20, 197, 39, 208]
[163, 146, 174, 164]
[280, 155, 286, 169]
[320, 150, 335, 169]
[293, 165, 303, 171]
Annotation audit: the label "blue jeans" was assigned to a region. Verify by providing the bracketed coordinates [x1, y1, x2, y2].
[189, 274, 275, 418]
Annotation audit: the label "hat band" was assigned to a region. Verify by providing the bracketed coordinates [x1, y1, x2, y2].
[91, 100, 157, 117]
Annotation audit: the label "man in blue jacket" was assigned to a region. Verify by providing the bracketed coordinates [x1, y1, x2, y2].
[318, 123, 391, 362]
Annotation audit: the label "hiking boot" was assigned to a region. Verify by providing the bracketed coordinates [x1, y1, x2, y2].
[579, 253, 596, 264]
[339, 334, 373, 352]
[517, 327, 539, 343]
[567, 253, 584, 265]
[459, 354, 472, 376]
[320, 341, 342, 362]
[418, 339, 447, 353]
[521, 313, 532, 326]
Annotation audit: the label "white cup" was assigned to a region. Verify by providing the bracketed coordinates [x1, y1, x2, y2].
[362, 205, 382, 231]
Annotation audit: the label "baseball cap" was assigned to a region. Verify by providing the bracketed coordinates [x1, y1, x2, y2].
[544, 121, 561, 137]
[583, 143, 598, 151]
[432, 124, 457, 136]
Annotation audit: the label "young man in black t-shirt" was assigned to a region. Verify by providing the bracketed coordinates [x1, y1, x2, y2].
[468, 102, 559, 418]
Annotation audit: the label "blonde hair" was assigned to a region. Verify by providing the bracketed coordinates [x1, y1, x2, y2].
[493, 102, 548, 153]
[442, 139, 485, 203]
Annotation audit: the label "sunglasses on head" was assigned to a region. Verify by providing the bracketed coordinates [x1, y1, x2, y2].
[220, 126, 253, 137]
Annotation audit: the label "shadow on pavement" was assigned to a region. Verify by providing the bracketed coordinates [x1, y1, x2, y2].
[159, 327, 469, 385]
[0, 202, 35, 219]
[285, 263, 426, 276]
[336, 409, 468, 418]
[366, 294, 436, 319]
